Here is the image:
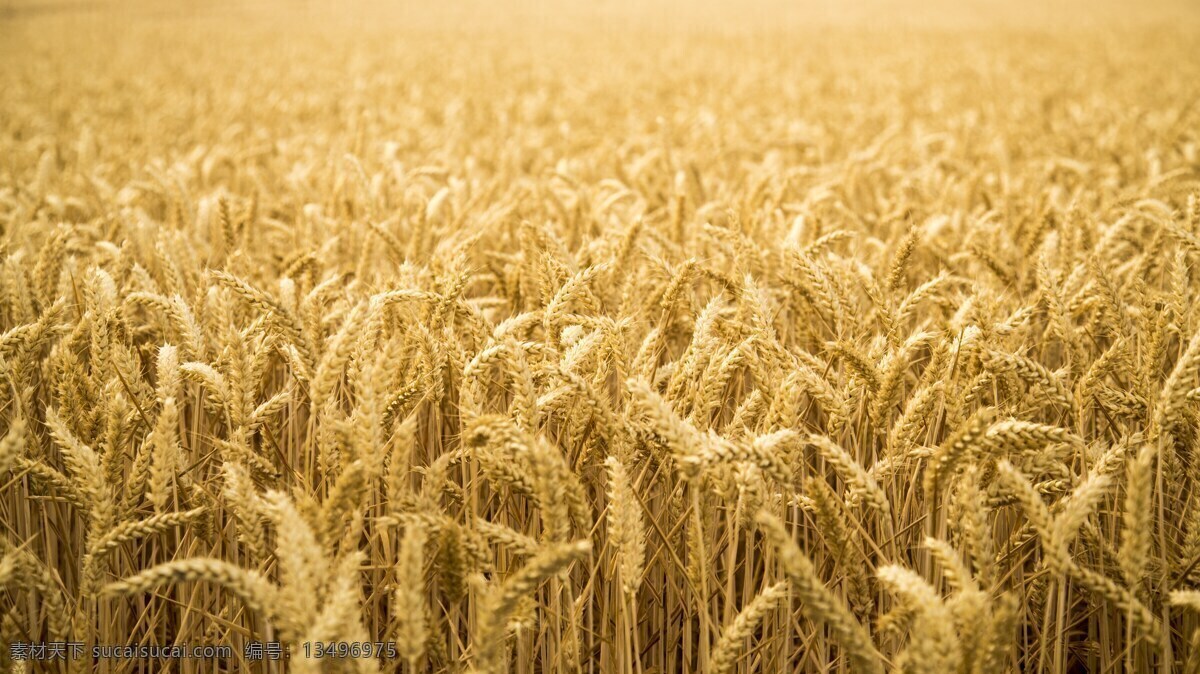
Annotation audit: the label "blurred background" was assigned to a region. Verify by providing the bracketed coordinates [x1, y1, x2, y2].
[3, 0, 1200, 32]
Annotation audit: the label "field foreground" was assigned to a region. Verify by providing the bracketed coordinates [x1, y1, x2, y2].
[3, 1, 1200, 672]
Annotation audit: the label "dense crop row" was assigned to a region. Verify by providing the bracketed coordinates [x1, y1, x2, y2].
[2, 3, 1200, 672]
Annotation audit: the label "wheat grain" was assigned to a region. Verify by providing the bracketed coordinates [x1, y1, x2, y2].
[3, 9, 1198, 672]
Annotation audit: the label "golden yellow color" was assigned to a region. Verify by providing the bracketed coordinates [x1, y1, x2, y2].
[1, 1, 1200, 672]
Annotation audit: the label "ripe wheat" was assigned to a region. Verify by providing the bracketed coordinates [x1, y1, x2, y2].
[1, 1, 1199, 672]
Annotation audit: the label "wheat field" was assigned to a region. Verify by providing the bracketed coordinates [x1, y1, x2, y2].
[2, 1, 1200, 672]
